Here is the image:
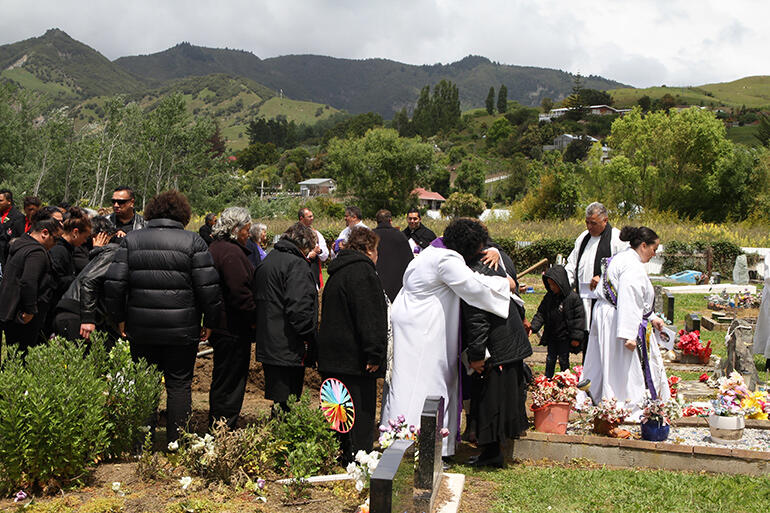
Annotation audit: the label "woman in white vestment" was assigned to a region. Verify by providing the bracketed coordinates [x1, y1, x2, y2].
[381, 219, 516, 457]
[583, 226, 670, 422]
[752, 253, 770, 371]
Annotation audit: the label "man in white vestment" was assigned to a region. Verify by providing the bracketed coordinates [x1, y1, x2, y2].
[565, 202, 628, 333]
[381, 219, 515, 457]
[332, 205, 368, 256]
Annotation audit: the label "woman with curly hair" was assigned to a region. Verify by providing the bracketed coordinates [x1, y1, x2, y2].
[381, 218, 519, 458]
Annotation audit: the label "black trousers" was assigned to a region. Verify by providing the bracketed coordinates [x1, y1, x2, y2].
[263, 363, 305, 411]
[2, 306, 48, 361]
[209, 331, 252, 429]
[545, 345, 570, 378]
[53, 310, 81, 341]
[130, 341, 197, 443]
[322, 373, 378, 462]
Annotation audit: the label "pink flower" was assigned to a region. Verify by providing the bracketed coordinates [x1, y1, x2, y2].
[14, 491, 27, 502]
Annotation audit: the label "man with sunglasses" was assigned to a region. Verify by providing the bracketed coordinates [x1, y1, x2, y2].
[108, 186, 146, 237]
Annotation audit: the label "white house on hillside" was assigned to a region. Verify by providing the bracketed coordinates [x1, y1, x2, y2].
[298, 178, 336, 196]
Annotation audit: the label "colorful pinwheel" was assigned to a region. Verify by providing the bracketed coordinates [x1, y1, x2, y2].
[319, 378, 355, 433]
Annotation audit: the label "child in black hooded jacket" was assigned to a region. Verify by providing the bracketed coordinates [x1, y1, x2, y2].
[530, 265, 586, 377]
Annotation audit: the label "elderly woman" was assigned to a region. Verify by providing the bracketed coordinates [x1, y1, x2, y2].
[208, 207, 257, 428]
[246, 223, 268, 267]
[583, 226, 670, 421]
[255, 222, 318, 411]
[318, 227, 388, 460]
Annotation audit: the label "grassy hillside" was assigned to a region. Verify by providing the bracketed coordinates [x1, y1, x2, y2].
[610, 76, 770, 110]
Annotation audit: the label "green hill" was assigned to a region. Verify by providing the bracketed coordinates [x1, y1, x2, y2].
[0, 28, 145, 101]
[609, 76, 770, 110]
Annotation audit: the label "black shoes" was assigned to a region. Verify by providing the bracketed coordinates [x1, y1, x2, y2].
[467, 452, 504, 468]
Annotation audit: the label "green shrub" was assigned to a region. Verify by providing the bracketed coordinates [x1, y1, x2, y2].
[441, 192, 486, 218]
[0, 338, 108, 494]
[495, 237, 574, 271]
[662, 240, 744, 276]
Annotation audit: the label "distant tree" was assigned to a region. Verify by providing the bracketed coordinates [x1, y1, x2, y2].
[237, 142, 280, 170]
[486, 117, 514, 147]
[453, 158, 486, 197]
[392, 107, 414, 137]
[541, 97, 554, 113]
[660, 93, 676, 111]
[564, 74, 587, 121]
[563, 137, 593, 163]
[486, 87, 495, 115]
[497, 85, 508, 114]
[412, 85, 435, 137]
[578, 88, 613, 106]
[323, 112, 383, 144]
[637, 95, 651, 112]
[433, 80, 461, 133]
[207, 122, 226, 157]
[755, 113, 770, 147]
[441, 192, 486, 218]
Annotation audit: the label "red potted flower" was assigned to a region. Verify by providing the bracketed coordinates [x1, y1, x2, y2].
[529, 370, 579, 434]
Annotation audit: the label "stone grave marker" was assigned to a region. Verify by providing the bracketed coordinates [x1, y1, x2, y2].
[733, 254, 749, 285]
[415, 396, 444, 512]
[714, 318, 759, 390]
[685, 313, 700, 333]
[370, 439, 415, 513]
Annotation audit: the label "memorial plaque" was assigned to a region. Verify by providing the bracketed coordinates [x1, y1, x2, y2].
[665, 291, 675, 324]
[685, 313, 700, 333]
[370, 439, 415, 513]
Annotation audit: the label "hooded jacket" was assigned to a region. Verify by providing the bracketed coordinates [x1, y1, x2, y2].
[317, 249, 388, 378]
[461, 251, 533, 365]
[0, 206, 26, 268]
[530, 265, 586, 354]
[254, 238, 318, 367]
[104, 218, 222, 346]
[0, 233, 53, 322]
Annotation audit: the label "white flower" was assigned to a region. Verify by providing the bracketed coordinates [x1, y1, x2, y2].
[179, 476, 192, 490]
[111, 482, 121, 492]
[346, 462, 357, 474]
[355, 450, 368, 463]
[139, 425, 151, 433]
[355, 480, 364, 492]
[367, 458, 379, 472]
[167, 441, 179, 451]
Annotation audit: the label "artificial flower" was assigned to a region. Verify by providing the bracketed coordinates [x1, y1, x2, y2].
[699, 373, 709, 382]
[179, 476, 192, 491]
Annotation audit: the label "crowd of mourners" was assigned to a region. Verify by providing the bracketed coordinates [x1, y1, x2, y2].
[0, 185, 668, 468]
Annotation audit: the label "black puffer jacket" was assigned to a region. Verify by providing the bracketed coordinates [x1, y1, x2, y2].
[254, 239, 318, 367]
[49, 237, 77, 308]
[104, 218, 222, 346]
[318, 249, 388, 378]
[56, 243, 120, 329]
[530, 265, 586, 354]
[461, 253, 533, 365]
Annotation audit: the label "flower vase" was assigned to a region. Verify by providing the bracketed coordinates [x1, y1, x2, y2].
[592, 418, 619, 435]
[532, 402, 571, 434]
[708, 414, 744, 442]
[640, 420, 670, 441]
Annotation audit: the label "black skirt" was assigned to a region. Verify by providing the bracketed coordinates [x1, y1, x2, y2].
[475, 360, 529, 445]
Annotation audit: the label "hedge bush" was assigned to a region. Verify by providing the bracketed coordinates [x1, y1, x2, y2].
[661, 240, 744, 276]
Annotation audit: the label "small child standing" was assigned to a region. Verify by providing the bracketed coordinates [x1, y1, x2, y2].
[529, 265, 586, 378]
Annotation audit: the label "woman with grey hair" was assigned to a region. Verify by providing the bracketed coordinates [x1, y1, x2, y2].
[254, 222, 318, 411]
[247, 222, 267, 267]
[207, 206, 257, 427]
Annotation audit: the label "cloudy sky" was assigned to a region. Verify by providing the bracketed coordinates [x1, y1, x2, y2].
[1, 0, 767, 88]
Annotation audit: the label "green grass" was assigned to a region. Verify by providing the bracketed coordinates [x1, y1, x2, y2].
[256, 97, 337, 124]
[727, 125, 761, 147]
[459, 462, 770, 513]
[1, 67, 77, 97]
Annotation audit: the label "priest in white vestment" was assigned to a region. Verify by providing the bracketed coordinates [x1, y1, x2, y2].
[565, 202, 627, 330]
[381, 219, 514, 457]
[583, 226, 670, 422]
[753, 253, 770, 370]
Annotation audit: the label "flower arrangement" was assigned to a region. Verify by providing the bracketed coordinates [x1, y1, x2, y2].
[529, 369, 579, 409]
[740, 390, 770, 420]
[378, 415, 418, 450]
[711, 371, 751, 416]
[667, 375, 681, 398]
[346, 450, 381, 493]
[707, 290, 761, 310]
[675, 330, 712, 361]
[681, 404, 711, 417]
[589, 398, 632, 425]
[639, 395, 682, 426]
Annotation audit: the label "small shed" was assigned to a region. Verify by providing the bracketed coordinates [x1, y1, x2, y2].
[298, 178, 336, 197]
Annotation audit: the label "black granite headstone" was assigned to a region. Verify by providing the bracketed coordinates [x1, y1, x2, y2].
[665, 291, 675, 324]
[416, 396, 444, 490]
[370, 439, 415, 513]
[685, 313, 700, 332]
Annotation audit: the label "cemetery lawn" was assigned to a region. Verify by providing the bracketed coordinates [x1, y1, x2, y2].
[456, 458, 770, 513]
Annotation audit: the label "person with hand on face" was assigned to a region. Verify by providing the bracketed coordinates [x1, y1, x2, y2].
[402, 208, 436, 254]
[0, 188, 26, 270]
[564, 202, 627, 354]
[582, 226, 671, 422]
[298, 207, 329, 287]
[0, 207, 61, 358]
[104, 190, 222, 444]
[108, 186, 146, 237]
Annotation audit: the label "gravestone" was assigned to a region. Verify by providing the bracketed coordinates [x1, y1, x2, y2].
[653, 285, 663, 313]
[714, 318, 759, 390]
[415, 396, 444, 512]
[733, 254, 749, 285]
[370, 439, 415, 513]
[655, 287, 675, 323]
[685, 313, 700, 333]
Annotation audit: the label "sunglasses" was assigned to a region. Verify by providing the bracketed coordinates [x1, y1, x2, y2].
[112, 198, 131, 205]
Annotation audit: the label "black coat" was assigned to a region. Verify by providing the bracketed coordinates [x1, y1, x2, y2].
[208, 238, 256, 336]
[373, 223, 413, 302]
[49, 237, 77, 309]
[0, 206, 26, 267]
[0, 234, 53, 322]
[318, 249, 388, 378]
[56, 243, 120, 330]
[254, 239, 318, 367]
[199, 223, 214, 245]
[402, 223, 436, 250]
[530, 265, 586, 354]
[461, 253, 533, 365]
[104, 218, 222, 346]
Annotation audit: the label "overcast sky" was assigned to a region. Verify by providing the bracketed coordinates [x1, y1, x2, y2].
[1, 0, 767, 88]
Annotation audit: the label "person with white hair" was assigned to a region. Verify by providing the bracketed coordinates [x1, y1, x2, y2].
[564, 202, 628, 354]
[246, 223, 267, 268]
[207, 206, 257, 428]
